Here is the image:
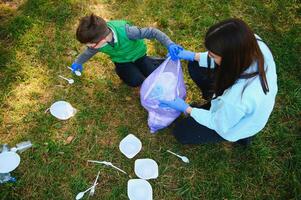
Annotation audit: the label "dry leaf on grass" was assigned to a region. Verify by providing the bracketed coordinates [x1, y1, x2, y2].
[65, 135, 74, 144]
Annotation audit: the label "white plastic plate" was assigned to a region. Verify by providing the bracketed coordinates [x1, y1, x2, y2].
[49, 101, 76, 120]
[134, 158, 159, 180]
[119, 134, 142, 159]
[127, 179, 153, 200]
[0, 152, 21, 173]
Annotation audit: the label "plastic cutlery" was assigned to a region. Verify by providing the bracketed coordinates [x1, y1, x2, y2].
[75, 183, 98, 200]
[67, 66, 81, 76]
[167, 150, 190, 163]
[87, 160, 127, 174]
[58, 75, 74, 84]
[89, 171, 100, 196]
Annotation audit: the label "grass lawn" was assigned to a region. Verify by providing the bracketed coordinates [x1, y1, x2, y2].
[0, 0, 300, 199]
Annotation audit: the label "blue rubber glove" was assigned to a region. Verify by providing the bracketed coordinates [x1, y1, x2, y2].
[71, 62, 83, 73]
[167, 43, 183, 60]
[177, 50, 195, 61]
[159, 97, 189, 112]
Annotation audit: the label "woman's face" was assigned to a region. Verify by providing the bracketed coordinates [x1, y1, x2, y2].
[208, 51, 222, 65]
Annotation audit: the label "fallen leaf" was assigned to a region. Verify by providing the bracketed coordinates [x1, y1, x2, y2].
[65, 136, 74, 144]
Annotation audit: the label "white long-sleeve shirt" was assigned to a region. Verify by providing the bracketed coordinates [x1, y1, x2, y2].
[191, 35, 278, 142]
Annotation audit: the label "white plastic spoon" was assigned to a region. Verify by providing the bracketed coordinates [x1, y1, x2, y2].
[87, 160, 127, 174]
[89, 171, 100, 196]
[67, 66, 81, 76]
[58, 75, 74, 84]
[167, 150, 190, 163]
[75, 183, 98, 200]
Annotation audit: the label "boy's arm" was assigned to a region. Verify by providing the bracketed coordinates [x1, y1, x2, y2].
[74, 47, 99, 65]
[125, 24, 174, 47]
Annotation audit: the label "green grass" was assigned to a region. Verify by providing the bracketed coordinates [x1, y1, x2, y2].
[0, 0, 300, 199]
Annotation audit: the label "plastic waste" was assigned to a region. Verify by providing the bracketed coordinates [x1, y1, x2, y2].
[0, 151, 20, 173]
[140, 57, 186, 133]
[11, 141, 33, 153]
[0, 141, 32, 184]
[128, 179, 153, 200]
[134, 158, 159, 180]
[49, 101, 77, 120]
[0, 173, 16, 184]
[0, 144, 18, 184]
[119, 134, 142, 159]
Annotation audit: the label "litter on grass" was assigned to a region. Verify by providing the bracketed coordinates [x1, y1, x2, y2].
[49, 101, 77, 120]
[128, 179, 153, 200]
[87, 160, 127, 175]
[134, 158, 159, 180]
[58, 75, 74, 84]
[119, 134, 142, 159]
[0, 141, 32, 184]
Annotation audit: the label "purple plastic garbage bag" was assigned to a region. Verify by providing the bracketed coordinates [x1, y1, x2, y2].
[140, 57, 186, 133]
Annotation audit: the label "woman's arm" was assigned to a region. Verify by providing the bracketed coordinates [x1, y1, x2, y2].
[177, 51, 214, 69]
[190, 98, 246, 139]
[194, 53, 200, 61]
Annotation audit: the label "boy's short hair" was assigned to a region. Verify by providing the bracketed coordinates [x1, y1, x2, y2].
[76, 14, 110, 44]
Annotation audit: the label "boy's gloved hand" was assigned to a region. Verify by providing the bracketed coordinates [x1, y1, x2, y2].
[159, 97, 189, 112]
[177, 50, 195, 61]
[168, 43, 183, 60]
[71, 62, 83, 72]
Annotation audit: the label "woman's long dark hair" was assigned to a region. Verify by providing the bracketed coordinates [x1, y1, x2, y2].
[205, 18, 269, 97]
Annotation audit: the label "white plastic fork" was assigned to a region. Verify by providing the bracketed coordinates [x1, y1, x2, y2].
[87, 160, 127, 174]
[89, 171, 100, 196]
[75, 183, 99, 200]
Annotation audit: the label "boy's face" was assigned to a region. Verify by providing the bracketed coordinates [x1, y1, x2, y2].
[86, 31, 113, 49]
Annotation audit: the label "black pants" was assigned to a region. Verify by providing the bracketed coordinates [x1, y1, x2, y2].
[188, 60, 215, 100]
[114, 55, 164, 87]
[173, 102, 226, 144]
[173, 61, 251, 145]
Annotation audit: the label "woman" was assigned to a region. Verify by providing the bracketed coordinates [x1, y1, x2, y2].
[160, 19, 278, 145]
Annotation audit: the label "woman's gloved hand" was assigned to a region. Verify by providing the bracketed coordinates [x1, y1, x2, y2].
[167, 43, 183, 60]
[159, 97, 189, 112]
[71, 62, 83, 73]
[177, 50, 196, 61]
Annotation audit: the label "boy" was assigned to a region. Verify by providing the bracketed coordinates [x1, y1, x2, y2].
[71, 14, 182, 87]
